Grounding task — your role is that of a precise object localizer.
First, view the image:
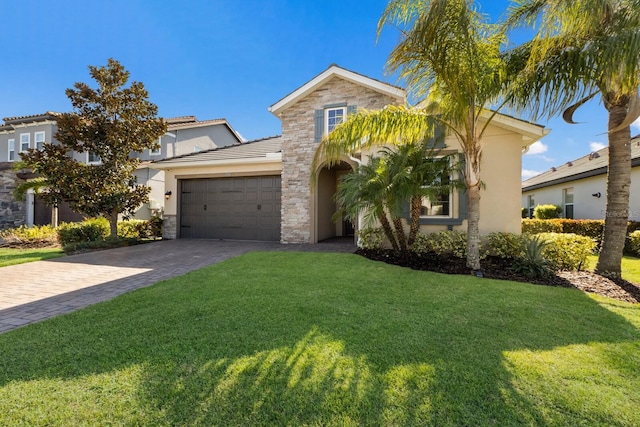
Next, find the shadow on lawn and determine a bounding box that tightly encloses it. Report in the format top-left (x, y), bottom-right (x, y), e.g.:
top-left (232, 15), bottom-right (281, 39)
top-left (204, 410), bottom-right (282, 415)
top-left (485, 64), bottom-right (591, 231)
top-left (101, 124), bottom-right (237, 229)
top-left (0, 252), bottom-right (639, 425)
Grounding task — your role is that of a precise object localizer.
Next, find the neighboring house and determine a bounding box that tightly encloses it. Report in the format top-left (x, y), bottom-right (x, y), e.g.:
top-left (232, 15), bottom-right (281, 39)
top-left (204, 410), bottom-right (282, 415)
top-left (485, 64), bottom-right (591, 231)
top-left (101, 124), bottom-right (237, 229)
top-left (153, 64), bottom-right (548, 243)
top-left (0, 113), bottom-right (243, 228)
top-left (522, 135), bottom-right (640, 221)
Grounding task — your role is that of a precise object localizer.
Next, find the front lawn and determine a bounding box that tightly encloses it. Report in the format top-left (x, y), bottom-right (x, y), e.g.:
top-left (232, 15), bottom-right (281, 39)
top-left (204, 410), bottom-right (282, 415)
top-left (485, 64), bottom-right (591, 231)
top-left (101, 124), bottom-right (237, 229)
top-left (0, 252), bottom-right (638, 426)
top-left (0, 247), bottom-right (65, 267)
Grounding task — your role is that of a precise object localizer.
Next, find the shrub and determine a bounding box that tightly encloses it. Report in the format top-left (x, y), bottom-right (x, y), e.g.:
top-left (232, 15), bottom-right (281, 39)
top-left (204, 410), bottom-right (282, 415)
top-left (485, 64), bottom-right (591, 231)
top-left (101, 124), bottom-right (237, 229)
top-left (522, 219), bottom-right (563, 234)
top-left (627, 230), bottom-right (640, 257)
top-left (511, 235), bottom-right (553, 278)
top-left (536, 232), bottom-right (597, 271)
top-left (118, 219), bottom-right (153, 239)
top-left (62, 236), bottom-right (139, 254)
top-left (0, 225), bottom-right (58, 248)
top-left (57, 218), bottom-right (110, 246)
top-left (424, 230), bottom-right (468, 258)
top-left (483, 232), bottom-right (526, 259)
top-left (534, 204), bottom-right (562, 219)
top-left (410, 232), bottom-right (430, 255)
top-left (357, 227), bottom-right (384, 250)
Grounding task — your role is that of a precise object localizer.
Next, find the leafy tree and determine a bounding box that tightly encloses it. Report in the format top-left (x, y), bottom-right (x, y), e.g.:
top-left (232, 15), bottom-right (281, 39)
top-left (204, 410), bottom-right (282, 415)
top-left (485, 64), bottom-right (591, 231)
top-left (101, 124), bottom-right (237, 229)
top-left (20, 59), bottom-right (166, 237)
top-left (504, 0), bottom-right (640, 277)
top-left (314, 0), bottom-right (508, 270)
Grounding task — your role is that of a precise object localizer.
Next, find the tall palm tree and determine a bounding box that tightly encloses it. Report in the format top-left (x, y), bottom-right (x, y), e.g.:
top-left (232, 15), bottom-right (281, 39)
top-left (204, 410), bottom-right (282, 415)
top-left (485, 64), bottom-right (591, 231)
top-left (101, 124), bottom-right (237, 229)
top-left (504, 0), bottom-right (640, 277)
top-left (314, 0), bottom-right (507, 270)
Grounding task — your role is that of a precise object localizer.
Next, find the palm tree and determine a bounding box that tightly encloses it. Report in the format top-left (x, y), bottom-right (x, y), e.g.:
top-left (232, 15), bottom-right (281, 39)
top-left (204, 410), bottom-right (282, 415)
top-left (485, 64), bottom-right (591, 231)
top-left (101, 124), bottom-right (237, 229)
top-left (314, 0), bottom-right (508, 270)
top-left (504, 0), bottom-right (640, 277)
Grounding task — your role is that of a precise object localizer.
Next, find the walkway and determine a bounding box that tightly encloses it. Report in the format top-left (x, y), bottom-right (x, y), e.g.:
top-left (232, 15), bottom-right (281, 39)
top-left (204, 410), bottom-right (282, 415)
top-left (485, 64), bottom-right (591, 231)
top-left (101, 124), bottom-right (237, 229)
top-left (0, 239), bottom-right (355, 334)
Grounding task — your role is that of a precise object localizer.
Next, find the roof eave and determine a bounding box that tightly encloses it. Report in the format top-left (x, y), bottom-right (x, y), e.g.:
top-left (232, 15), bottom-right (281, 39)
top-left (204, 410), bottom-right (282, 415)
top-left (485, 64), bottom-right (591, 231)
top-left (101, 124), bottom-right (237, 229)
top-left (149, 154), bottom-right (282, 170)
top-left (268, 65), bottom-right (405, 117)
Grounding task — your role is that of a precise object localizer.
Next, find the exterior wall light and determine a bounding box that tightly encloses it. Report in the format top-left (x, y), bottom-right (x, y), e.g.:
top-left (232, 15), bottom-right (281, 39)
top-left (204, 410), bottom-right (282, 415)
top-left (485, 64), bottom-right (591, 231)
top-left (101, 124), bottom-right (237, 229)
top-left (164, 191), bottom-right (172, 199)
top-left (592, 192), bottom-right (601, 198)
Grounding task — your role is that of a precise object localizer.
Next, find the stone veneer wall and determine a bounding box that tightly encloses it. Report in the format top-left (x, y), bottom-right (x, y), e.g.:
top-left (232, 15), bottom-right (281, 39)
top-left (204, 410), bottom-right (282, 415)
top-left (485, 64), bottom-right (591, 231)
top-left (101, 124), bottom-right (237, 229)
top-left (279, 77), bottom-right (401, 243)
top-left (162, 214), bottom-right (177, 239)
top-left (0, 163), bottom-right (26, 229)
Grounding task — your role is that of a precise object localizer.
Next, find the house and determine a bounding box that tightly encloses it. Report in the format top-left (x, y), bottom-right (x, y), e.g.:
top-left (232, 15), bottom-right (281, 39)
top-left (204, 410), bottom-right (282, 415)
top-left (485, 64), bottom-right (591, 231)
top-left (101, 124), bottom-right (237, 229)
top-left (153, 64), bottom-right (548, 243)
top-left (0, 113), bottom-right (243, 228)
top-left (522, 136), bottom-right (640, 220)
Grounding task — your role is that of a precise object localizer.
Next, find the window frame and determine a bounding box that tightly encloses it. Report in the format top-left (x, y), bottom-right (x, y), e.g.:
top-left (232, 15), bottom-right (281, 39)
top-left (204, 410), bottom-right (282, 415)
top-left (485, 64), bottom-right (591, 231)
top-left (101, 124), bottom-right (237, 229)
top-left (8, 138), bottom-right (15, 161)
top-left (527, 194), bottom-right (536, 218)
top-left (34, 131), bottom-right (45, 150)
top-left (87, 151), bottom-right (101, 164)
top-left (325, 106), bottom-right (346, 135)
top-left (419, 156), bottom-right (453, 219)
top-left (19, 133), bottom-right (30, 152)
top-left (563, 187), bottom-right (574, 219)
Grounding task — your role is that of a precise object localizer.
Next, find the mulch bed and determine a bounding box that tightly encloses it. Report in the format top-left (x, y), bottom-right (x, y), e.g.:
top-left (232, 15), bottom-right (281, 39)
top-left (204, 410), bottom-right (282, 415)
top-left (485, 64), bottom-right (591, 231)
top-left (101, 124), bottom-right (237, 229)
top-left (356, 249), bottom-right (640, 304)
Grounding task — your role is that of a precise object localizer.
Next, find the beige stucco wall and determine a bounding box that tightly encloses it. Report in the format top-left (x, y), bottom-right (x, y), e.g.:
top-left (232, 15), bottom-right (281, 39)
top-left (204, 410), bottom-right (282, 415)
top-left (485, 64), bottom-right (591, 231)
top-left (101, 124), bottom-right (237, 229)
top-left (279, 76), bottom-right (402, 243)
top-left (522, 166), bottom-right (640, 221)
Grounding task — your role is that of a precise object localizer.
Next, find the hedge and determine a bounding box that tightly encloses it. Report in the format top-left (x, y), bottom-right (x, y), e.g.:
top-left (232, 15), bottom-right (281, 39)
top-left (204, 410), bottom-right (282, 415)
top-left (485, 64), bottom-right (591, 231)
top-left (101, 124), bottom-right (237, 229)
top-left (522, 219), bottom-right (640, 242)
top-left (628, 231), bottom-right (640, 257)
top-left (536, 232), bottom-right (597, 271)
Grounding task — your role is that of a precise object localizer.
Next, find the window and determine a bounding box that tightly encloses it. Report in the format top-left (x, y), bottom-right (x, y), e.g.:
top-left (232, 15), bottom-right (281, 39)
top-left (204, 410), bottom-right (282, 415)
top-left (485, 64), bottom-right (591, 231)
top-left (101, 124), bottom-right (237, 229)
top-left (325, 107), bottom-right (345, 134)
top-left (34, 132), bottom-right (45, 150)
top-left (87, 151), bottom-right (101, 164)
top-left (150, 138), bottom-right (161, 156)
top-left (563, 187), bottom-right (574, 219)
top-left (20, 133), bottom-right (30, 152)
top-left (420, 158), bottom-right (452, 217)
top-left (527, 195), bottom-right (535, 218)
top-left (8, 139), bottom-right (15, 161)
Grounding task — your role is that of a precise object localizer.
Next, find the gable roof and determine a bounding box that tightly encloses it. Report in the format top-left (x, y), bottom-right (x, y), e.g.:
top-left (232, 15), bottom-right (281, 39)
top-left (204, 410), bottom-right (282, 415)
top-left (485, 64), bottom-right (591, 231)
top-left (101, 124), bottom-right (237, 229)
top-left (150, 135), bottom-right (282, 170)
top-left (522, 135), bottom-right (640, 192)
top-left (268, 64), bottom-right (406, 117)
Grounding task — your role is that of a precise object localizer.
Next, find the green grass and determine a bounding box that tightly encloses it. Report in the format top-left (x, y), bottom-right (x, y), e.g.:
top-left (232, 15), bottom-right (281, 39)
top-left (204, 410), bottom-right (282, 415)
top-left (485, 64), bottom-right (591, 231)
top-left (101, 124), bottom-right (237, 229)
top-left (1, 252), bottom-right (639, 426)
top-left (0, 247), bottom-right (64, 267)
top-left (586, 255), bottom-right (640, 284)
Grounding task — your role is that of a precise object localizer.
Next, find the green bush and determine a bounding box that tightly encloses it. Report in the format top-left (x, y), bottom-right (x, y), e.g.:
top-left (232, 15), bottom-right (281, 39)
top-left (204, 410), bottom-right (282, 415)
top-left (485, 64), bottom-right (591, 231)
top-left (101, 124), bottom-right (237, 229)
top-left (522, 219), bottom-right (563, 234)
top-left (423, 230), bottom-right (468, 258)
top-left (57, 218), bottom-right (110, 246)
top-left (117, 219), bottom-right (156, 239)
top-left (63, 236), bottom-right (139, 254)
top-left (357, 227), bottom-right (384, 250)
top-left (410, 232), bottom-right (430, 255)
top-left (557, 219), bottom-right (604, 241)
top-left (627, 231), bottom-right (640, 257)
top-left (534, 204), bottom-right (562, 219)
top-left (483, 232), bottom-right (526, 259)
top-left (0, 225), bottom-right (58, 248)
top-left (536, 232), bottom-right (597, 271)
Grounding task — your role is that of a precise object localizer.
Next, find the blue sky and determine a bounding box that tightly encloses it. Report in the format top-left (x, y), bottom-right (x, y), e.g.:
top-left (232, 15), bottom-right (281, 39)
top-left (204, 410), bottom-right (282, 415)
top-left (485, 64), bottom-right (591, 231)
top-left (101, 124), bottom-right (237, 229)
top-left (2, 0), bottom-right (637, 180)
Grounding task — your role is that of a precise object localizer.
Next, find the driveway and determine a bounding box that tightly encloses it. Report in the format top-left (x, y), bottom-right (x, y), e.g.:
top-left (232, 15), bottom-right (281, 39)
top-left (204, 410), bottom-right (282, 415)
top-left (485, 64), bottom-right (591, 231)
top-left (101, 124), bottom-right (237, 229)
top-left (0, 239), bottom-right (355, 334)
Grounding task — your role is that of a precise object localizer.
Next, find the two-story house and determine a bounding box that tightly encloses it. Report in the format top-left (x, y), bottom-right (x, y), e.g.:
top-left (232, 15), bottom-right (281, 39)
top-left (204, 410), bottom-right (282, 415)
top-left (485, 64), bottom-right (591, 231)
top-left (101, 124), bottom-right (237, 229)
top-left (0, 113), bottom-right (243, 228)
top-left (152, 64), bottom-right (548, 243)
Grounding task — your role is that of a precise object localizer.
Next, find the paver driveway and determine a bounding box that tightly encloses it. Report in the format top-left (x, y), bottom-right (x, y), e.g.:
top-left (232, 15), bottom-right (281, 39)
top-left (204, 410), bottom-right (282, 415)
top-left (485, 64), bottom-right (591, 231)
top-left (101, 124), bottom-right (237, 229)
top-left (0, 239), bottom-right (355, 333)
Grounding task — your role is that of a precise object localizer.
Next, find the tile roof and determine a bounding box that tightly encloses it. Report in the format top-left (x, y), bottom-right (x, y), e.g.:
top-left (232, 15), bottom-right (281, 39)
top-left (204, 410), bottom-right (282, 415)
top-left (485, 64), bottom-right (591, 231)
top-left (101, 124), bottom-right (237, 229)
top-left (166, 118), bottom-right (228, 130)
top-left (522, 135), bottom-right (640, 191)
top-left (2, 111), bottom-right (61, 124)
top-left (151, 135), bottom-right (282, 167)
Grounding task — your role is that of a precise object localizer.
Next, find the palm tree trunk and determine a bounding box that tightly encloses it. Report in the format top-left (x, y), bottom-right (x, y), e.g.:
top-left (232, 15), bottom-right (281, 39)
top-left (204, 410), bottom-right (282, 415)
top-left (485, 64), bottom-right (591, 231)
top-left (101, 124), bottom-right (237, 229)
top-left (378, 212), bottom-right (399, 251)
top-left (393, 217), bottom-right (408, 251)
top-left (466, 184), bottom-right (482, 271)
top-left (408, 196), bottom-right (422, 247)
top-left (595, 103), bottom-right (631, 278)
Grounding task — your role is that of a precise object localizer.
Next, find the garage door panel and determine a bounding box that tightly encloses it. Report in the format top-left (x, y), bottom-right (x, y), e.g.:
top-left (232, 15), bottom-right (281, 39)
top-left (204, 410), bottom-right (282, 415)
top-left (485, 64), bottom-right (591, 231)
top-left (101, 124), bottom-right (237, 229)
top-left (180, 176), bottom-right (281, 241)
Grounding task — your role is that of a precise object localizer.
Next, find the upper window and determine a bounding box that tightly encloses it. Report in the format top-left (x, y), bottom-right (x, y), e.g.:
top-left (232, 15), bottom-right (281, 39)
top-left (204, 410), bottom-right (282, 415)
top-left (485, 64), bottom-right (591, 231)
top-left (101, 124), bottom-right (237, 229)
top-left (150, 138), bottom-right (161, 156)
top-left (20, 133), bottom-right (30, 152)
top-left (563, 187), bottom-right (574, 219)
top-left (325, 107), bottom-right (345, 134)
top-left (8, 139), bottom-right (15, 161)
top-left (420, 158), bottom-right (452, 218)
top-left (87, 151), bottom-right (101, 164)
top-left (34, 132), bottom-right (45, 150)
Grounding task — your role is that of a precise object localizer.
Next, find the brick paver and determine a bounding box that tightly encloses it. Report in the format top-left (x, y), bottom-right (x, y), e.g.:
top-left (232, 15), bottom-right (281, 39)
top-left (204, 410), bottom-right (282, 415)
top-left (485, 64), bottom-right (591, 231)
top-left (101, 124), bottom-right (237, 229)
top-left (0, 239), bottom-right (355, 334)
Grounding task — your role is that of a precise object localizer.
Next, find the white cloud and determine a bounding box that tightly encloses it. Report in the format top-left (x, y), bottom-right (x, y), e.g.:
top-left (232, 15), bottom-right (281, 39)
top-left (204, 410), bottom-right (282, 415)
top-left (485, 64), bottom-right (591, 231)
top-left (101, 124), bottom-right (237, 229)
top-left (522, 169), bottom-right (543, 179)
top-left (633, 116), bottom-right (640, 132)
top-left (525, 141), bottom-right (548, 155)
top-left (589, 141), bottom-right (606, 152)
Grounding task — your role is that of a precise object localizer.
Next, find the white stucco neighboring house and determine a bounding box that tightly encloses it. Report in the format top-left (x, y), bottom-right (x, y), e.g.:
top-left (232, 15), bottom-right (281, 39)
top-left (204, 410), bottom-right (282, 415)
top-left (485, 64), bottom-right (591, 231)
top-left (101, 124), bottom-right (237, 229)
top-left (153, 64), bottom-right (549, 243)
top-left (522, 135), bottom-right (640, 220)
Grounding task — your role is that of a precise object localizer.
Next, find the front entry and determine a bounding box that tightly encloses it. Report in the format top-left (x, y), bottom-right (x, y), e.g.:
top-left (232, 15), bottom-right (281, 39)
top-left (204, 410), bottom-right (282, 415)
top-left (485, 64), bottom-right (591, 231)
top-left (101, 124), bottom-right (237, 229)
top-left (316, 162), bottom-right (354, 242)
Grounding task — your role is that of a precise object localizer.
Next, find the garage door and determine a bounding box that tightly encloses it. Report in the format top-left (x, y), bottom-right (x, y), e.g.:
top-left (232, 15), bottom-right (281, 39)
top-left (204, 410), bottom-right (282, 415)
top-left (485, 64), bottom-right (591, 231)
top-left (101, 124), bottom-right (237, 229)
top-left (179, 176), bottom-right (281, 241)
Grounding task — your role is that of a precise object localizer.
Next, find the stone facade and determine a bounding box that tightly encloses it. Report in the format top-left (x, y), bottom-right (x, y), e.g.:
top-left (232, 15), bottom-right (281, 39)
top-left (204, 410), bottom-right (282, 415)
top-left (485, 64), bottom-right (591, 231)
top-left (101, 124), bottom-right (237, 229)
top-left (162, 214), bottom-right (177, 239)
top-left (0, 163), bottom-right (26, 229)
top-left (279, 76), bottom-right (401, 243)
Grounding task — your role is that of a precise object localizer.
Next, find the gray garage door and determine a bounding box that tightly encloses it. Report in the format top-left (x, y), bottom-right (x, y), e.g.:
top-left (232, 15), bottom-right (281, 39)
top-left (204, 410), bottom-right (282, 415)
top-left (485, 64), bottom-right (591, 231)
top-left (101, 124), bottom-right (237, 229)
top-left (179, 176), bottom-right (281, 241)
